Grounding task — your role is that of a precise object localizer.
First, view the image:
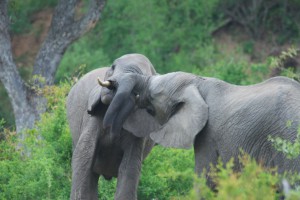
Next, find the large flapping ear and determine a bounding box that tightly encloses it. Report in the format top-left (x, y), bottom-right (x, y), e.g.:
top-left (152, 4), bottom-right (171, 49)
top-left (150, 85), bottom-right (208, 149)
top-left (87, 84), bottom-right (103, 115)
top-left (123, 108), bottom-right (161, 138)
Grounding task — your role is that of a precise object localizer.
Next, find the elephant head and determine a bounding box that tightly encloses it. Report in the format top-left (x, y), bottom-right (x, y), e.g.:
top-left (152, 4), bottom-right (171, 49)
top-left (103, 72), bottom-right (208, 148)
top-left (88, 53), bottom-right (158, 137)
top-left (98, 53), bottom-right (156, 105)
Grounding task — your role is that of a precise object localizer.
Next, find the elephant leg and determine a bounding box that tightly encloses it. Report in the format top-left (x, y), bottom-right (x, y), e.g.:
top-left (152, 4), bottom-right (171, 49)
top-left (71, 116), bottom-right (100, 200)
top-left (114, 135), bottom-right (145, 200)
top-left (194, 134), bottom-right (218, 189)
top-left (142, 138), bottom-right (155, 160)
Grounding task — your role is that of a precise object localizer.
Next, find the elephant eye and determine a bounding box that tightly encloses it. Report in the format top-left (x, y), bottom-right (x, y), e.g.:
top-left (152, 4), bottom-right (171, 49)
top-left (170, 102), bottom-right (184, 117)
top-left (146, 105), bottom-right (155, 116)
top-left (111, 64), bottom-right (116, 70)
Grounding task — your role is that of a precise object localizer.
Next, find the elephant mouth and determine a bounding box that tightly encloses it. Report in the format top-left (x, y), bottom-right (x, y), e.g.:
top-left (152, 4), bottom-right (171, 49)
top-left (101, 93), bottom-right (114, 105)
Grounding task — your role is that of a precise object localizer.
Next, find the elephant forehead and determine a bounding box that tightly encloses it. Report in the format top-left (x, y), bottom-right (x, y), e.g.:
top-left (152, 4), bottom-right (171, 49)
top-left (149, 73), bottom-right (188, 97)
top-left (149, 79), bottom-right (170, 100)
top-left (114, 54), bottom-right (153, 74)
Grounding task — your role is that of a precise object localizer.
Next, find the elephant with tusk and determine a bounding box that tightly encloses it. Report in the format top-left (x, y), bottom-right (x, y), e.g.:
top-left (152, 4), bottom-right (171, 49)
top-left (66, 54), bottom-right (160, 200)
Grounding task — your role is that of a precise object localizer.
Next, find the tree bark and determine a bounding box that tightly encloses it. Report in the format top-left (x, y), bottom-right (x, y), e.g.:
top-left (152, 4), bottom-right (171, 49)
top-left (33, 0), bottom-right (105, 86)
top-left (0, 0), bottom-right (106, 136)
top-left (0, 0), bottom-right (36, 136)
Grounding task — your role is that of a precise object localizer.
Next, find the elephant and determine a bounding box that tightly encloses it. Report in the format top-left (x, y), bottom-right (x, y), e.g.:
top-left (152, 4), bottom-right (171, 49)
top-left (66, 54), bottom-right (159, 200)
top-left (100, 71), bottom-right (300, 187)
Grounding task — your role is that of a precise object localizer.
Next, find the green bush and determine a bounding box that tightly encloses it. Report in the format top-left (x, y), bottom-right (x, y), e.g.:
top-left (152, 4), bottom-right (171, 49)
top-left (184, 154), bottom-right (280, 200)
top-left (138, 147), bottom-right (194, 200)
top-left (269, 129), bottom-right (300, 160)
top-left (0, 81), bottom-right (195, 200)
top-left (96, 147), bottom-right (195, 200)
top-left (99, 0), bottom-right (221, 74)
top-left (193, 49), bottom-right (270, 85)
top-left (1, 74), bottom-right (300, 200)
top-left (2, 1), bottom-right (300, 198)
top-left (0, 82), bottom-right (72, 200)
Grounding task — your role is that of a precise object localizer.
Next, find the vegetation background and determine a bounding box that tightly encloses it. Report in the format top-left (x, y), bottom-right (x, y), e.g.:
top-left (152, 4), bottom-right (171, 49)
top-left (1, 0), bottom-right (300, 199)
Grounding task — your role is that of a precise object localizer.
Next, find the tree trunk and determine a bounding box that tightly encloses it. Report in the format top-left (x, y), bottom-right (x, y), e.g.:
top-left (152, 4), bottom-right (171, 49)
top-left (0, 0), bottom-right (37, 137)
top-left (33, 0), bottom-right (105, 86)
top-left (0, 0), bottom-right (106, 137)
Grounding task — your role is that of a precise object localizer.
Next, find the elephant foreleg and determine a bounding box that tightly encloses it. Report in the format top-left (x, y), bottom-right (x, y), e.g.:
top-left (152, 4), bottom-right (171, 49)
top-left (114, 135), bottom-right (145, 200)
top-left (71, 116), bottom-right (100, 200)
top-left (194, 133), bottom-right (219, 189)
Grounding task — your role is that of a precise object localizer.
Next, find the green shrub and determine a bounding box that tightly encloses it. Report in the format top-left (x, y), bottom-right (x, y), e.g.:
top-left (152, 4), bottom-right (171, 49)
top-left (269, 129), bottom-right (300, 160)
top-left (95, 146), bottom-right (195, 200)
top-left (99, 0), bottom-right (221, 74)
top-left (138, 147), bottom-right (194, 200)
top-left (184, 154), bottom-right (280, 200)
top-left (193, 50), bottom-right (270, 85)
top-left (0, 81), bottom-right (196, 200)
top-left (0, 82), bottom-right (72, 200)
top-left (98, 177), bottom-right (117, 200)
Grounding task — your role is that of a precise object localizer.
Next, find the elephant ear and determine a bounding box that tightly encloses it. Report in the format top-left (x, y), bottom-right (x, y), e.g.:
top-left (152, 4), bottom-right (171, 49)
top-left (123, 109), bottom-right (161, 138)
top-left (150, 85), bottom-right (208, 149)
top-left (87, 85), bottom-right (103, 114)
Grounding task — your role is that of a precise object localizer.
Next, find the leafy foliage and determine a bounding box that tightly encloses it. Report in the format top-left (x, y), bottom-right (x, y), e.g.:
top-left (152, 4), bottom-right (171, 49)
top-left (56, 36), bottom-right (111, 82)
top-left (184, 154), bottom-right (280, 200)
top-left (9, 0), bottom-right (57, 34)
top-left (0, 82), bottom-right (72, 200)
top-left (2, 0), bottom-right (300, 199)
top-left (101, 0), bottom-right (220, 73)
top-left (138, 147), bottom-right (194, 200)
top-left (192, 49), bottom-right (270, 85)
top-left (0, 82), bottom-right (195, 200)
top-left (269, 130), bottom-right (300, 160)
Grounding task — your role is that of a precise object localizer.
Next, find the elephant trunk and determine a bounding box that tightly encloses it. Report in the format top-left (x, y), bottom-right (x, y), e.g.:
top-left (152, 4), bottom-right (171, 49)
top-left (103, 74), bottom-right (140, 136)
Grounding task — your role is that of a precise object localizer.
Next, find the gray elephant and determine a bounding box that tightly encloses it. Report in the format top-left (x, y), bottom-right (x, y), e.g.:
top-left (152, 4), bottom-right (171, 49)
top-left (100, 71), bottom-right (300, 187)
top-left (66, 54), bottom-right (159, 200)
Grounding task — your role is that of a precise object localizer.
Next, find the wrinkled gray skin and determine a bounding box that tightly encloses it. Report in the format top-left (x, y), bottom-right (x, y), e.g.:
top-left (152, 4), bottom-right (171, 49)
top-left (66, 54), bottom-right (159, 200)
top-left (104, 71), bottom-right (300, 187)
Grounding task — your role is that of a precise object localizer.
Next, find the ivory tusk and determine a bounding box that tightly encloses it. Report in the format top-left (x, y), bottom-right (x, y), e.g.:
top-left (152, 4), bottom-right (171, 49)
top-left (97, 77), bottom-right (111, 87)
